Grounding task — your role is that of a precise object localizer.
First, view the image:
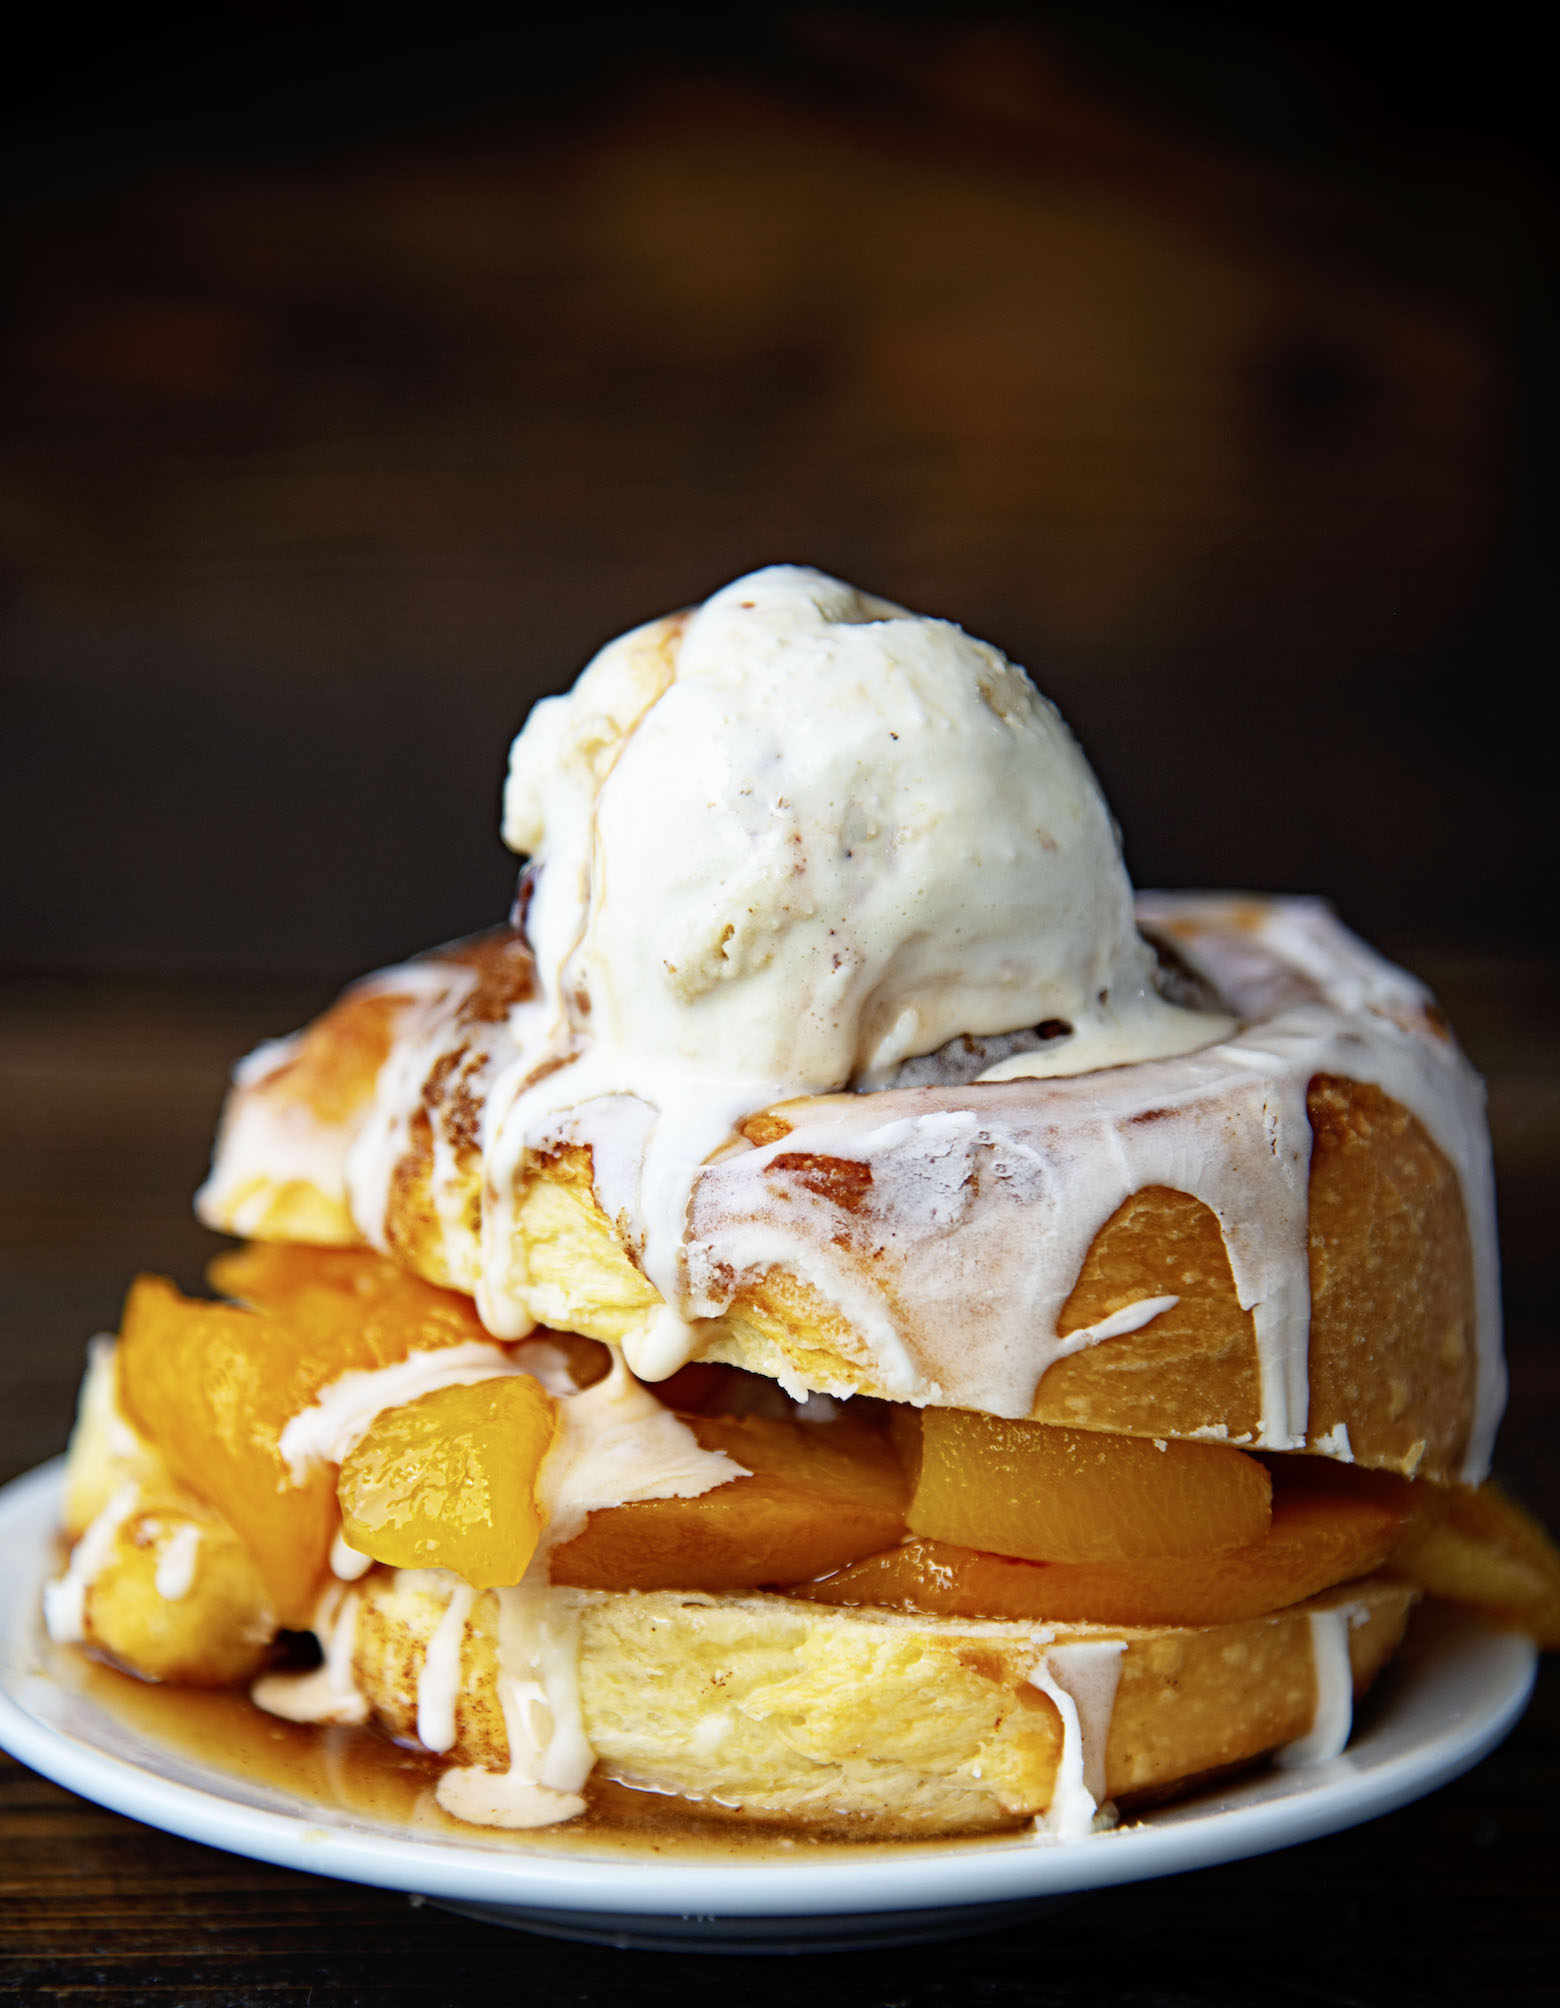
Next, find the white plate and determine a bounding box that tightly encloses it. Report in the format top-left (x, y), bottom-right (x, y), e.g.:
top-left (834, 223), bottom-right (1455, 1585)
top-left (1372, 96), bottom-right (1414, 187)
top-left (0, 1460), bottom-right (1538, 1953)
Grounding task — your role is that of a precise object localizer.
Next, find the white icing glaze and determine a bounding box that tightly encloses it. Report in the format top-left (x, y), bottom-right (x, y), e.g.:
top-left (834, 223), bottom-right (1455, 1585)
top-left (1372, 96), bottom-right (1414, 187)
top-left (343, 965), bottom-right (484, 1269)
top-left (1277, 1602), bottom-right (1364, 1767)
top-left (251, 1582), bottom-right (369, 1726)
top-left (1049, 1294), bottom-right (1179, 1356)
top-left (42, 1482), bottom-right (139, 1645)
top-left (195, 964), bottom-right (458, 1236)
top-left (510, 1336), bottom-right (594, 1397)
top-left (1028, 1639), bottom-right (1126, 1841)
top-left (329, 1528), bottom-right (374, 1582)
top-left (416, 1580), bottom-right (476, 1755)
top-left (194, 1040), bottom-right (353, 1237)
top-left (537, 1356), bottom-right (746, 1546)
top-left (153, 1521), bottom-right (202, 1602)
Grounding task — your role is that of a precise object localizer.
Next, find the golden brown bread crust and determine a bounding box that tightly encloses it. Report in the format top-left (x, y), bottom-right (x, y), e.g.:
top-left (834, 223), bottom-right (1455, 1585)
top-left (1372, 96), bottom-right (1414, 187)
top-left (1304, 1076), bottom-right (1476, 1478)
top-left (349, 1570), bottom-right (1414, 1830)
top-left (1029, 1075), bottom-right (1475, 1476)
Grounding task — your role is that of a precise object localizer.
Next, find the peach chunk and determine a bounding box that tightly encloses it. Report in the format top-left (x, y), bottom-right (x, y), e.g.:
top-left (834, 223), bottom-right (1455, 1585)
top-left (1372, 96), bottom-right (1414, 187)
top-left (337, 1376), bottom-right (558, 1588)
top-left (801, 1487), bottom-right (1403, 1627)
top-left (551, 1415), bottom-right (909, 1591)
top-left (908, 1409), bottom-right (1271, 1564)
top-left (117, 1267), bottom-right (494, 1624)
top-left (1392, 1483), bottom-right (1560, 1647)
top-left (1276, 1458), bottom-right (1560, 1648)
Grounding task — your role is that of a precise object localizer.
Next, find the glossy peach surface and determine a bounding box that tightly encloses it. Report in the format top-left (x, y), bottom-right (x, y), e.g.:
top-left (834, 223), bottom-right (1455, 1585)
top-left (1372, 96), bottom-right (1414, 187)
top-left (801, 1487), bottom-right (1402, 1626)
top-left (907, 1409), bottom-right (1271, 1564)
top-left (1393, 1484), bottom-right (1560, 1648)
top-left (337, 1376), bottom-right (558, 1588)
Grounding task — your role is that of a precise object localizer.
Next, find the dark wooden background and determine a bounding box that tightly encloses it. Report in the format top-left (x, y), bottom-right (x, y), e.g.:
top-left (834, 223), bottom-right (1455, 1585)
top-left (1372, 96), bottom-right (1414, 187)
top-left (1, 7), bottom-right (1555, 2002)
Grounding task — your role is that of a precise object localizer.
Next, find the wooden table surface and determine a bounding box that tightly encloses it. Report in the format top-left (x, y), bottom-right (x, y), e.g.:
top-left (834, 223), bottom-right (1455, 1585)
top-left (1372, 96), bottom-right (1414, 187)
top-left (2, 966), bottom-right (1555, 2006)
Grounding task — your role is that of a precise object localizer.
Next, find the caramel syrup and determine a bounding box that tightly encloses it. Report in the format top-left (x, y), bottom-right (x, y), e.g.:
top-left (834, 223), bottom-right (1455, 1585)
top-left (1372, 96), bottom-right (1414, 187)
top-left (54, 1644), bottom-right (1006, 1861)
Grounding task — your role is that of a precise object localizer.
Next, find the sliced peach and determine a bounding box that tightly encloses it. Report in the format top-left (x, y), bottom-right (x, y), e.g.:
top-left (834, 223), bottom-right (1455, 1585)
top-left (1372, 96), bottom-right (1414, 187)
top-left (908, 1409), bottom-right (1271, 1564)
top-left (118, 1277), bottom-right (336, 1624)
top-left (550, 1414), bottom-right (909, 1591)
top-left (337, 1376), bottom-right (558, 1588)
top-left (1390, 1483), bottom-right (1560, 1647)
top-left (801, 1487), bottom-right (1403, 1627)
top-left (1263, 1456), bottom-right (1560, 1646)
top-left (117, 1269), bottom-right (496, 1624)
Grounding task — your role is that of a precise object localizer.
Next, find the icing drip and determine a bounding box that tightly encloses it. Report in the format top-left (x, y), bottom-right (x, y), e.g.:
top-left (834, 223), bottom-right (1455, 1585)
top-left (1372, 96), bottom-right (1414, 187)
top-left (1277, 1604), bottom-right (1362, 1768)
top-left (196, 963), bottom-right (461, 1237)
top-left (1050, 1294), bottom-right (1179, 1358)
top-left (1028, 1640), bottom-right (1126, 1841)
top-left (153, 1521), bottom-right (202, 1602)
top-left (344, 967), bottom-right (485, 1277)
top-left (434, 1577), bottom-right (591, 1829)
top-left (416, 1580), bottom-right (476, 1755)
top-left (329, 1528), bottom-right (374, 1582)
top-left (419, 1358), bottom-right (738, 1825)
top-left (1143, 896), bottom-right (1502, 1475)
top-left (252, 1583), bottom-right (369, 1726)
top-left (472, 1036), bottom-right (792, 1369)
top-left (42, 1482), bottom-right (139, 1645)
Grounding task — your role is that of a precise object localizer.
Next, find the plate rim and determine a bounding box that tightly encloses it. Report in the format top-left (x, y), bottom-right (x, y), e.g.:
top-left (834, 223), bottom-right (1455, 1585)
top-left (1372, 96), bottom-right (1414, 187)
top-left (0, 1458), bottom-right (1538, 1920)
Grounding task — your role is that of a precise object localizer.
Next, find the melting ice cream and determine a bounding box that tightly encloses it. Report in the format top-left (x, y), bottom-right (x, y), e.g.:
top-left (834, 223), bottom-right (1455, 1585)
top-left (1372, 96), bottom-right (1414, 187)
top-left (504, 564), bottom-right (1230, 1089)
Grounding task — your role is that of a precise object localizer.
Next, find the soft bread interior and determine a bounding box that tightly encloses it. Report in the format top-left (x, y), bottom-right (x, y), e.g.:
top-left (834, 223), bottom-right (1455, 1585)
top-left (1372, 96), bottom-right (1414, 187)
top-left (352, 1569), bottom-right (1414, 1831)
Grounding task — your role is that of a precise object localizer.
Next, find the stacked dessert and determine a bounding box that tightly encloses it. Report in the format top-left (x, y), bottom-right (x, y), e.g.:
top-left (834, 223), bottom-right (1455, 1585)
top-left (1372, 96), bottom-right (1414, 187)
top-left (48, 568), bottom-right (1559, 1838)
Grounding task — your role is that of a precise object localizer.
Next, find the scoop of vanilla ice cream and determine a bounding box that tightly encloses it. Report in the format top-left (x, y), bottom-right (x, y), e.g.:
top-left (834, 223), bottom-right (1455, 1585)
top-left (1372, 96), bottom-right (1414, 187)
top-left (503, 565), bottom-right (1229, 1091)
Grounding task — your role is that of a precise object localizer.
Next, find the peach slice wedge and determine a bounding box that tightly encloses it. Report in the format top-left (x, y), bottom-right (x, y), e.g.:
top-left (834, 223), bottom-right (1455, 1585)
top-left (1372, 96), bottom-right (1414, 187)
top-left (1265, 1457), bottom-right (1560, 1648)
top-left (800, 1486), bottom-right (1404, 1627)
top-left (907, 1409), bottom-right (1271, 1564)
